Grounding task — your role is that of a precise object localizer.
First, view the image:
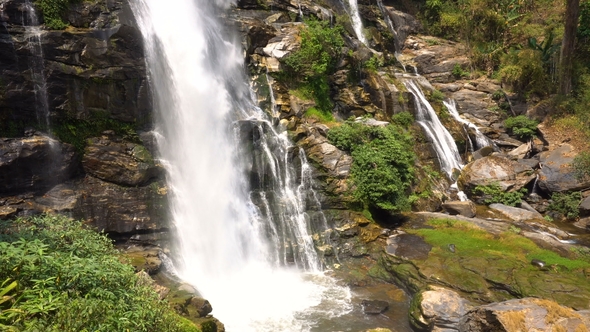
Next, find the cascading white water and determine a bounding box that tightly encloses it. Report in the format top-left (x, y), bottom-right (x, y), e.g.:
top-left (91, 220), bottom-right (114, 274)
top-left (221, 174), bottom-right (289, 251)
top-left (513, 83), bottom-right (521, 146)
top-left (130, 0), bottom-right (351, 330)
top-left (23, 0), bottom-right (50, 129)
top-left (444, 99), bottom-right (495, 151)
top-left (344, 0), bottom-right (368, 45)
top-left (403, 79), bottom-right (463, 178)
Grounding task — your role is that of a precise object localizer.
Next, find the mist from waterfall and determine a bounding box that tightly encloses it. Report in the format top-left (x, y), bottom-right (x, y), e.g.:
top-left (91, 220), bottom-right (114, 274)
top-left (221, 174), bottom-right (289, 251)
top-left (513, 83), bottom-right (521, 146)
top-left (130, 0), bottom-right (351, 330)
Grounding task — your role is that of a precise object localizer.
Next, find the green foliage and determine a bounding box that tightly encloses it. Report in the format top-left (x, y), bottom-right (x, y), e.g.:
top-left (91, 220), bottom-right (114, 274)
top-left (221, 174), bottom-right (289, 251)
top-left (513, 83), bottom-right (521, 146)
top-left (474, 182), bottom-right (527, 206)
top-left (0, 215), bottom-right (198, 332)
top-left (364, 55), bottom-right (384, 72)
top-left (283, 19), bottom-right (344, 113)
top-left (573, 152), bottom-right (590, 181)
top-left (499, 49), bottom-right (552, 96)
top-left (503, 115), bottom-right (538, 139)
top-left (327, 121), bottom-right (416, 211)
top-left (304, 107), bottom-right (334, 123)
top-left (451, 64), bottom-right (469, 79)
top-left (36, 0), bottom-right (81, 30)
top-left (53, 111), bottom-right (139, 152)
top-left (548, 192), bottom-right (583, 220)
top-left (391, 111), bottom-right (414, 129)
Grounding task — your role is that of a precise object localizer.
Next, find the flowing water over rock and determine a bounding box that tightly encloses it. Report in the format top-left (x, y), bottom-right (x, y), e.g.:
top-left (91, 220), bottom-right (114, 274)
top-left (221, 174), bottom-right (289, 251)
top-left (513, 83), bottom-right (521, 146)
top-left (343, 0), bottom-right (367, 45)
top-left (444, 99), bottom-right (495, 151)
top-left (130, 0), bottom-right (352, 330)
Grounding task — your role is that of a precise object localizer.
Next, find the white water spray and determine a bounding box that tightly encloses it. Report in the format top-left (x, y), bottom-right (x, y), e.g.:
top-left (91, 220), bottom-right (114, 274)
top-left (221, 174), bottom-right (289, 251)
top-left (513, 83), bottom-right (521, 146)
top-left (344, 0), bottom-right (368, 45)
top-left (130, 0), bottom-right (351, 330)
top-left (444, 99), bottom-right (494, 151)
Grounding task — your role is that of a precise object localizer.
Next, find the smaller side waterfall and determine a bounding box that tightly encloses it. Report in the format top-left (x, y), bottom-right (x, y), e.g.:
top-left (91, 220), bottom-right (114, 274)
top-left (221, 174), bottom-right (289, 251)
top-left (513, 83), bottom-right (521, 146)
top-left (444, 99), bottom-right (495, 151)
top-left (344, 0), bottom-right (367, 45)
top-left (403, 79), bottom-right (463, 178)
top-left (23, 0), bottom-right (50, 130)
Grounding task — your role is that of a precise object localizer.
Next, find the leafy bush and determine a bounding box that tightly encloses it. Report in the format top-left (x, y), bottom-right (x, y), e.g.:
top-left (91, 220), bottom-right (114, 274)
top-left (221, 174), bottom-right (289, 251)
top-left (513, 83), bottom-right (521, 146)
top-left (503, 115), bottom-right (538, 139)
top-left (283, 19), bottom-right (344, 112)
top-left (452, 64), bottom-right (469, 79)
top-left (304, 107), bottom-right (334, 123)
top-left (364, 55), bottom-right (384, 72)
top-left (0, 215), bottom-right (197, 332)
top-left (498, 49), bottom-right (551, 96)
top-left (573, 151), bottom-right (590, 181)
top-left (328, 121), bottom-right (416, 211)
top-left (36, 0), bottom-right (81, 30)
top-left (391, 111), bottom-right (414, 129)
top-left (474, 182), bottom-right (527, 206)
top-left (548, 192), bottom-right (583, 220)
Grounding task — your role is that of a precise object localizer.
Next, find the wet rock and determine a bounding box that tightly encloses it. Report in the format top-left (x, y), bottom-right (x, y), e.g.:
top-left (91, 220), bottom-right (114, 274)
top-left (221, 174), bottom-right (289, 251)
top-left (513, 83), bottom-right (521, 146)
top-left (122, 246), bottom-right (163, 275)
top-left (82, 137), bottom-right (159, 186)
top-left (34, 184), bottom-right (80, 212)
top-left (489, 203), bottom-right (543, 222)
top-left (538, 144), bottom-right (590, 193)
top-left (410, 287), bottom-right (472, 332)
top-left (0, 136), bottom-right (77, 195)
top-left (73, 176), bottom-right (168, 235)
top-left (573, 217), bottom-right (590, 230)
top-left (442, 200), bottom-right (476, 218)
top-left (361, 299), bottom-right (389, 315)
top-left (459, 298), bottom-right (589, 332)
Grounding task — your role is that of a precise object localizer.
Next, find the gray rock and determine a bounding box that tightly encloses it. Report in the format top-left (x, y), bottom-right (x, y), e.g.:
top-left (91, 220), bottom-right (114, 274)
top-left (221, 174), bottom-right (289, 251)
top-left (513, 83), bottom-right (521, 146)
top-left (489, 203), bottom-right (543, 222)
top-left (361, 299), bottom-right (389, 315)
top-left (579, 196), bottom-right (590, 217)
top-left (386, 233), bottom-right (432, 260)
top-left (458, 155), bottom-right (535, 194)
top-left (538, 144), bottom-right (590, 193)
top-left (442, 200), bottom-right (477, 218)
top-left (459, 298), bottom-right (589, 332)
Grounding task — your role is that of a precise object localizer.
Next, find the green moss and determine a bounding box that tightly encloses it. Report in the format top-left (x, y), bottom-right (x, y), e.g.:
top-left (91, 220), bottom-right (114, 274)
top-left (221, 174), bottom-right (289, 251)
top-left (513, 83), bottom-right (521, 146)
top-left (304, 107), bottom-right (335, 123)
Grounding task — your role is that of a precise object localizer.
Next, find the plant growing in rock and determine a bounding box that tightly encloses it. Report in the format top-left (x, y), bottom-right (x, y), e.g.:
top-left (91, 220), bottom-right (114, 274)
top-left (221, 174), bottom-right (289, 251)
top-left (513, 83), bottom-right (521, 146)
top-left (36, 0), bottom-right (82, 30)
top-left (548, 191), bottom-right (583, 220)
top-left (573, 151), bottom-right (590, 181)
top-left (391, 111), bottom-right (414, 129)
top-left (473, 182), bottom-right (527, 206)
top-left (503, 115), bottom-right (538, 139)
top-left (283, 19), bottom-right (344, 114)
top-left (327, 121), bottom-right (416, 212)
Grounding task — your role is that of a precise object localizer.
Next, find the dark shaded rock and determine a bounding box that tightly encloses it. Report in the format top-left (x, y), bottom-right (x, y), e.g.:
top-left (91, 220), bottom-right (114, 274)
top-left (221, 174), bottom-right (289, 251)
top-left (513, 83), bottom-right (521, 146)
top-left (386, 233), bottom-right (432, 260)
top-left (73, 176), bottom-right (168, 235)
top-left (34, 183), bottom-right (80, 212)
top-left (0, 136), bottom-right (77, 194)
top-left (538, 144), bottom-right (590, 193)
top-left (579, 195), bottom-right (590, 217)
top-left (82, 137), bottom-right (159, 186)
top-left (471, 146), bottom-right (494, 160)
top-left (361, 299), bottom-right (389, 315)
top-left (442, 200), bottom-right (476, 218)
top-left (459, 298), bottom-right (589, 332)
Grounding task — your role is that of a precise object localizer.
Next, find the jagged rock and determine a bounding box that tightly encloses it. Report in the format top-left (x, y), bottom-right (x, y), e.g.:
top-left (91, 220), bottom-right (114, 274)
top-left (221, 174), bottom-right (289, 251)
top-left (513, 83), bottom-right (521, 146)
top-left (73, 176), bottom-right (168, 235)
top-left (459, 298), bottom-right (589, 332)
top-left (506, 142), bottom-right (531, 160)
top-left (262, 22), bottom-right (301, 60)
top-left (82, 137), bottom-right (159, 186)
top-left (452, 89), bottom-right (497, 120)
top-left (361, 299), bottom-right (389, 315)
top-left (34, 184), bottom-right (80, 212)
top-left (458, 155), bottom-right (535, 195)
top-left (410, 287), bottom-right (472, 332)
top-left (442, 201), bottom-right (476, 218)
top-left (538, 144), bottom-right (590, 193)
top-left (0, 136), bottom-right (77, 194)
top-left (0, 206), bottom-right (18, 219)
top-left (489, 203), bottom-right (543, 222)
top-left (383, 7), bottom-right (422, 49)
top-left (136, 270), bottom-right (170, 300)
top-left (471, 146), bottom-right (494, 160)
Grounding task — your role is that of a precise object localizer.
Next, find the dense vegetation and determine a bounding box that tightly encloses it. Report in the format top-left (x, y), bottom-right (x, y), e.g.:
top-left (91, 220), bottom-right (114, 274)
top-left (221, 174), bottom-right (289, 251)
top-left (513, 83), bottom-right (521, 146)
top-left (36, 0), bottom-right (81, 30)
top-left (0, 215), bottom-right (197, 332)
top-left (473, 182), bottom-right (527, 206)
top-left (328, 121), bottom-right (416, 212)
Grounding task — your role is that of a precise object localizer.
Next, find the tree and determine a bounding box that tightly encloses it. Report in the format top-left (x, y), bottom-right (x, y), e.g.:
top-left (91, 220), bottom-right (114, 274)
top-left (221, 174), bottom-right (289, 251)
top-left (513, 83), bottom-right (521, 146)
top-left (560, 0), bottom-right (581, 95)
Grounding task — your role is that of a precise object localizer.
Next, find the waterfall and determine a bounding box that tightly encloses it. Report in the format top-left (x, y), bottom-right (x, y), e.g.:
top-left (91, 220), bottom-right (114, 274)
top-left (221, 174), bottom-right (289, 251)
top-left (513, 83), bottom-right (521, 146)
top-left (344, 0), bottom-right (367, 45)
top-left (23, 0), bottom-right (50, 130)
top-left (403, 79), bottom-right (463, 178)
top-left (444, 99), bottom-right (495, 151)
top-left (130, 0), bottom-right (351, 330)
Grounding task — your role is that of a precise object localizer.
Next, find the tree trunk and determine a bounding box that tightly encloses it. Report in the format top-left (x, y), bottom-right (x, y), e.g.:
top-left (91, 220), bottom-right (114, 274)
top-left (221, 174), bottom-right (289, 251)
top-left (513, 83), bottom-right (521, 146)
top-left (560, 0), bottom-right (580, 95)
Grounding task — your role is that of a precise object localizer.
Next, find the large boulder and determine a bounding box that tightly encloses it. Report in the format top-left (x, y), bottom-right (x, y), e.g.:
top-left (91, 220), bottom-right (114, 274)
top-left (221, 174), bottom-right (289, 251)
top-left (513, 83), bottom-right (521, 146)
top-left (442, 201), bottom-right (476, 218)
top-left (459, 298), bottom-right (589, 332)
top-left (580, 195), bottom-right (590, 218)
top-left (538, 144), bottom-right (590, 193)
top-left (489, 203), bottom-right (543, 222)
top-left (410, 287), bottom-right (472, 332)
top-left (0, 136), bottom-right (77, 194)
top-left (82, 136), bottom-right (159, 186)
top-left (458, 155), bottom-right (535, 195)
